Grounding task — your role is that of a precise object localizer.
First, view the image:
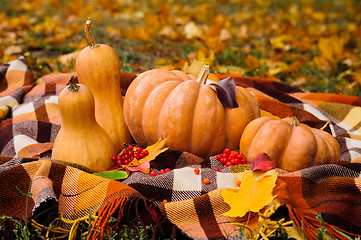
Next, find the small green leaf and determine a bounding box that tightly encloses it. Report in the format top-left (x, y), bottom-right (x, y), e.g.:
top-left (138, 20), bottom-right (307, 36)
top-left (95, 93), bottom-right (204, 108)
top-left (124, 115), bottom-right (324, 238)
top-left (93, 170), bottom-right (129, 180)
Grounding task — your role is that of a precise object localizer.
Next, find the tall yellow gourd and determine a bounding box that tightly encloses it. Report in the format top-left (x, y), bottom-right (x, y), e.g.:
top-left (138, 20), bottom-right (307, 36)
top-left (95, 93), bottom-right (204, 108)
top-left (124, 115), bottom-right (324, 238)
top-left (75, 18), bottom-right (131, 153)
top-left (52, 77), bottom-right (117, 169)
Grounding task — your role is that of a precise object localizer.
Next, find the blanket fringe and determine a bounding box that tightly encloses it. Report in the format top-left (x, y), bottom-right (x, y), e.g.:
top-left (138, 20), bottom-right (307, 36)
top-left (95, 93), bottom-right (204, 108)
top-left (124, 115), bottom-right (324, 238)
top-left (86, 195), bottom-right (174, 240)
top-left (30, 195), bottom-right (180, 239)
top-left (87, 197), bottom-right (126, 239)
top-left (286, 204), bottom-right (359, 239)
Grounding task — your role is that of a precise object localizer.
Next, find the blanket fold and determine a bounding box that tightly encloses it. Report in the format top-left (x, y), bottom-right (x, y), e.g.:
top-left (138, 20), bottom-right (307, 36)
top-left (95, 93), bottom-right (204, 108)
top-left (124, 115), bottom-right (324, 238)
top-left (0, 157), bottom-right (178, 239)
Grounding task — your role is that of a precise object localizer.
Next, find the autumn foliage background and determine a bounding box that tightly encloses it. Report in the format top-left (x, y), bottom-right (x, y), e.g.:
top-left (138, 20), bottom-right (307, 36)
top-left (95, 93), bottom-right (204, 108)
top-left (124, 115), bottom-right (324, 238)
top-left (1, 0), bottom-right (361, 96)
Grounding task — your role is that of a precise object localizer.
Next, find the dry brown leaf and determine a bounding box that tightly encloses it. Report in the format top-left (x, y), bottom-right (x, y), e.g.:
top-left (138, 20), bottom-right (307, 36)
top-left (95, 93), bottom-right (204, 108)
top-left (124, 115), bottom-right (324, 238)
top-left (18, 143), bottom-right (54, 158)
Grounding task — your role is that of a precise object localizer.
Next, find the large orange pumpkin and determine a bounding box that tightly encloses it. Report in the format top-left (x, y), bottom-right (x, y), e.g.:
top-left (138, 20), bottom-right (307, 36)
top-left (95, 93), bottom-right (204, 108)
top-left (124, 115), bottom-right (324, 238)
top-left (240, 116), bottom-right (341, 171)
top-left (123, 65), bottom-right (260, 157)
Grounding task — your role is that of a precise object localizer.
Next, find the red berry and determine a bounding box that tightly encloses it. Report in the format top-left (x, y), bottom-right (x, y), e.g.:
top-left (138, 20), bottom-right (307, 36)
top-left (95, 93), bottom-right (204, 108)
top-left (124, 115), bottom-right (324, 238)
top-left (123, 159), bottom-right (130, 165)
top-left (223, 165), bottom-right (227, 168)
top-left (111, 156), bottom-right (117, 161)
top-left (159, 169), bottom-right (165, 174)
top-left (226, 161), bottom-right (232, 167)
top-left (221, 158), bottom-right (228, 164)
top-left (214, 168), bottom-right (220, 172)
top-left (162, 199), bottom-right (168, 204)
top-left (194, 168), bottom-right (200, 175)
top-left (134, 153), bottom-right (140, 159)
top-left (128, 151), bottom-right (134, 156)
top-left (150, 171), bottom-right (157, 177)
top-left (139, 152), bottom-right (145, 159)
top-left (142, 149), bottom-right (149, 156)
top-left (216, 154), bottom-right (222, 161)
top-left (117, 155), bottom-right (122, 160)
top-left (127, 145), bottom-right (134, 151)
top-left (123, 154), bottom-right (130, 160)
top-left (223, 148), bottom-right (231, 155)
top-left (241, 158), bottom-right (247, 164)
top-left (221, 153), bottom-right (228, 159)
top-left (230, 153), bottom-right (237, 159)
top-left (117, 159), bottom-right (124, 165)
top-left (203, 178), bottom-right (210, 184)
top-left (237, 181), bottom-right (242, 187)
top-left (234, 158), bottom-right (241, 165)
top-left (165, 168), bottom-right (171, 172)
top-left (123, 149), bottom-right (129, 155)
top-left (230, 159), bottom-right (235, 165)
top-left (236, 154), bottom-right (243, 159)
top-left (136, 147), bottom-right (143, 153)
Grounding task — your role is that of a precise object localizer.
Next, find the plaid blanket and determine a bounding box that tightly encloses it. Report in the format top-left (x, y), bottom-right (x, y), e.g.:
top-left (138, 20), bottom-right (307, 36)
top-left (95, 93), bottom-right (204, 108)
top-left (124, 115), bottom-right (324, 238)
top-left (1, 57), bottom-right (361, 239)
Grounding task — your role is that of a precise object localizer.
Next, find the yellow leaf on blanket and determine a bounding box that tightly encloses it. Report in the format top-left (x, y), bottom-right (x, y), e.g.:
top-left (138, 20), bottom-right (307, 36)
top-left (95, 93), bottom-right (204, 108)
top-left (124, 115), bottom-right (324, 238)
top-left (18, 142), bottom-right (54, 158)
top-left (221, 170), bottom-right (278, 218)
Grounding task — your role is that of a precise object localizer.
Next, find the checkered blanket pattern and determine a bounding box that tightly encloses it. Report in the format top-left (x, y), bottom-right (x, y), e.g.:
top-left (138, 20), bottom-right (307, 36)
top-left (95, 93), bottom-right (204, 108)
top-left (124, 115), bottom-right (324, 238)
top-left (1, 57), bottom-right (361, 239)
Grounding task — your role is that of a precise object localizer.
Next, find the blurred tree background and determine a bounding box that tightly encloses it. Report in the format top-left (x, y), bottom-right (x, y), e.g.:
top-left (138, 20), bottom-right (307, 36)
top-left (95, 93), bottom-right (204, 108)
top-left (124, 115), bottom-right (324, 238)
top-left (1, 0), bottom-right (361, 95)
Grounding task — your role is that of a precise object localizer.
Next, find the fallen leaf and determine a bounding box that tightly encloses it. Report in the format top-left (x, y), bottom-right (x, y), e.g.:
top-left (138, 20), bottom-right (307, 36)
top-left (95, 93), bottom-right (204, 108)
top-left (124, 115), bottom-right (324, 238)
top-left (138, 138), bottom-right (169, 164)
top-left (318, 37), bottom-right (345, 63)
top-left (184, 21), bottom-right (203, 39)
top-left (18, 142), bottom-right (54, 158)
top-left (222, 170), bottom-right (278, 218)
top-left (57, 50), bottom-right (80, 66)
top-left (249, 153), bottom-right (276, 171)
top-left (182, 59), bottom-right (206, 75)
top-left (125, 160), bottom-right (150, 174)
top-left (245, 54), bottom-right (260, 70)
top-left (354, 69), bottom-right (361, 85)
top-left (93, 170), bottom-right (128, 180)
top-left (210, 77), bottom-right (239, 108)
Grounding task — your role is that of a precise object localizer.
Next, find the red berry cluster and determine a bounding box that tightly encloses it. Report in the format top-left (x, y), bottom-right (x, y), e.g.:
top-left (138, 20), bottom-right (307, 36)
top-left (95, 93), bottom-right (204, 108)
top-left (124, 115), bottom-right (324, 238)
top-left (150, 168), bottom-right (171, 177)
top-left (216, 148), bottom-right (247, 168)
top-left (111, 145), bottom-right (149, 167)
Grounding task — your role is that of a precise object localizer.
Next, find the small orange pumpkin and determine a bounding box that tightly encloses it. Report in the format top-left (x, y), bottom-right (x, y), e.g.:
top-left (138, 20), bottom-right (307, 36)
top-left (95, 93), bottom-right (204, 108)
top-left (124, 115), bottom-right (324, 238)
top-left (240, 116), bottom-right (341, 171)
top-left (123, 65), bottom-right (260, 157)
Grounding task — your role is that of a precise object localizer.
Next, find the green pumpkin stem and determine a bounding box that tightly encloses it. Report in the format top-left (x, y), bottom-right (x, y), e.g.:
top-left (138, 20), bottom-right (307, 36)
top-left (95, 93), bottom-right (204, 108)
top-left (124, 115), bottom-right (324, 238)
top-left (196, 65), bottom-right (210, 85)
top-left (68, 76), bottom-right (80, 92)
top-left (85, 18), bottom-right (100, 49)
top-left (291, 116), bottom-right (300, 127)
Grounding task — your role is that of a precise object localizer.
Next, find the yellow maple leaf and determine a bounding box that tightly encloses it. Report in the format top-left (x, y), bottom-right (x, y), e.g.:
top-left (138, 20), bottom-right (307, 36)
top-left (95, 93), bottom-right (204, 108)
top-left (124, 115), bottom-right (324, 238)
top-left (221, 170), bottom-right (278, 218)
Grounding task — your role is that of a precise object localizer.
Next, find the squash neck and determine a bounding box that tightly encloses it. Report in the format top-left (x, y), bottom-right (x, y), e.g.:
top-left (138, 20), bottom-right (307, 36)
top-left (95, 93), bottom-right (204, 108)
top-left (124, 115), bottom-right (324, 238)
top-left (195, 65), bottom-right (209, 85)
top-left (85, 18), bottom-right (100, 49)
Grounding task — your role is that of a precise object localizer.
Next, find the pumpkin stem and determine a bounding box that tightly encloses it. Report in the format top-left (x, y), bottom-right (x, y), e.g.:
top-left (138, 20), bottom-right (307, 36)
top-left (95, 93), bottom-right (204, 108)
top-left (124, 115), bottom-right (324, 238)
top-left (68, 76), bottom-right (80, 92)
top-left (85, 18), bottom-right (100, 49)
top-left (195, 65), bottom-right (209, 85)
top-left (291, 116), bottom-right (300, 127)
